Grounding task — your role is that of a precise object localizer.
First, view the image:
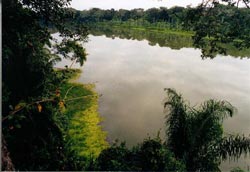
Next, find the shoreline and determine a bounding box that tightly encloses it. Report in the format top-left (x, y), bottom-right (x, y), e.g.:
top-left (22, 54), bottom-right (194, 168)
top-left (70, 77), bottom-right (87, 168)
top-left (58, 68), bottom-right (108, 162)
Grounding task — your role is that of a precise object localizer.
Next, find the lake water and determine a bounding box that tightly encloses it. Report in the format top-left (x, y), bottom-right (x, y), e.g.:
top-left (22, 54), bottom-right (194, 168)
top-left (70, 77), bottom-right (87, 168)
top-left (55, 29), bottom-right (250, 170)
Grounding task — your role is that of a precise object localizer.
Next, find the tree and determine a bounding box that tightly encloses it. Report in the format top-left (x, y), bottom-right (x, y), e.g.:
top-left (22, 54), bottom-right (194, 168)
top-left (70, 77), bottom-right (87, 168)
top-left (2, 0), bottom-right (87, 170)
top-left (117, 9), bottom-right (131, 21)
top-left (94, 138), bottom-right (186, 171)
top-left (186, 0), bottom-right (250, 58)
top-left (145, 8), bottom-right (160, 23)
top-left (164, 88), bottom-right (250, 171)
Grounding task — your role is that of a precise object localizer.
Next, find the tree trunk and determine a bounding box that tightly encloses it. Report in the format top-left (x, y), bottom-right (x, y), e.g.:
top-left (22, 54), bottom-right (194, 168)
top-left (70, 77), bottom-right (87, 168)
top-left (2, 135), bottom-right (15, 171)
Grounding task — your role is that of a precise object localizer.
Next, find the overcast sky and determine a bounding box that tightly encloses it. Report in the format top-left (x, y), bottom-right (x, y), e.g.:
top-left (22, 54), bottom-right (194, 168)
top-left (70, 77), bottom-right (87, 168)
top-left (70, 0), bottom-right (203, 10)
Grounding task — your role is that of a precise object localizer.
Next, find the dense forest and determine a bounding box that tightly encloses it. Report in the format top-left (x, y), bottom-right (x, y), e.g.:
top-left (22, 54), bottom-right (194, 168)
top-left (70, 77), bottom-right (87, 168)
top-left (2, 0), bottom-right (250, 171)
top-left (69, 3), bottom-right (250, 57)
top-left (70, 4), bottom-right (249, 30)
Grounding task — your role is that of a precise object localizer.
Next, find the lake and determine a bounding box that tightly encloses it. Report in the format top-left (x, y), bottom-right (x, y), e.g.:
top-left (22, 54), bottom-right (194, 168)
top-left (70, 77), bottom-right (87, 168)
top-left (55, 28), bottom-right (250, 170)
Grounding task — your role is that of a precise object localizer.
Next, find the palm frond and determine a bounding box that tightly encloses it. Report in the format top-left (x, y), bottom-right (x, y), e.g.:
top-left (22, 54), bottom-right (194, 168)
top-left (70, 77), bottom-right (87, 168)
top-left (164, 88), bottom-right (190, 159)
top-left (218, 135), bottom-right (250, 160)
top-left (163, 88), bottom-right (246, 172)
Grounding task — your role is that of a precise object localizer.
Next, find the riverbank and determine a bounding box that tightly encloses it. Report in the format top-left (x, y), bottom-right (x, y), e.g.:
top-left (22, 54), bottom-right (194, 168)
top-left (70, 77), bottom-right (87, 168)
top-left (89, 23), bottom-right (250, 58)
top-left (58, 69), bottom-right (108, 167)
top-left (89, 21), bottom-right (194, 36)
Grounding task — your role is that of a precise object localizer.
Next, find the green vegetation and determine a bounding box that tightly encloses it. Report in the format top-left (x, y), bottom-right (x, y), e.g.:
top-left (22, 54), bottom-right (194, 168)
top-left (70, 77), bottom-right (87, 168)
top-left (2, 0), bottom-right (87, 170)
top-left (90, 24), bottom-right (250, 58)
top-left (70, 7), bottom-right (187, 30)
top-left (90, 21), bottom-right (193, 36)
top-left (70, 4), bottom-right (250, 58)
top-left (2, 0), bottom-right (250, 171)
top-left (92, 89), bottom-right (250, 171)
top-left (59, 69), bottom-right (108, 169)
top-left (91, 24), bottom-right (193, 49)
top-left (164, 88), bottom-right (250, 171)
top-left (93, 137), bottom-right (186, 171)
top-left (188, 2), bottom-right (250, 58)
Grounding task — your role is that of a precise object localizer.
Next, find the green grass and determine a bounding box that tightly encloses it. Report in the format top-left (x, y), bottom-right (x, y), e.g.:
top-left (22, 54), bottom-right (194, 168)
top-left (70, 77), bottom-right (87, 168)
top-left (59, 69), bottom-right (108, 160)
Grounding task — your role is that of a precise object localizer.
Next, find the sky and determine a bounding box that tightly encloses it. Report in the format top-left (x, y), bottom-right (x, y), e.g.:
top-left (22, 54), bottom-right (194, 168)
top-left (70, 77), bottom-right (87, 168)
top-left (70, 0), bottom-right (203, 10)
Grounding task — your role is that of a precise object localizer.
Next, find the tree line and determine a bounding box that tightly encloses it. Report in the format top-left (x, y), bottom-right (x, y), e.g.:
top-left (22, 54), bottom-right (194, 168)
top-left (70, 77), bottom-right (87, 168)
top-left (70, 7), bottom-right (186, 29)
top-left (2, 0), bottom-right (250, 171)
top-left (70, 5), bottom-right (249, 31)
top-left (69, 4), bottom-right (250, 58)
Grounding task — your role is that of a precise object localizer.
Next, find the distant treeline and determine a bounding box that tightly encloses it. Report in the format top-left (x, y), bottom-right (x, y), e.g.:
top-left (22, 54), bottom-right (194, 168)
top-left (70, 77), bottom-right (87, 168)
top-left (68, 5), bottom-right (250, 31)
top-left (90, 26), bottom-right (250, 58)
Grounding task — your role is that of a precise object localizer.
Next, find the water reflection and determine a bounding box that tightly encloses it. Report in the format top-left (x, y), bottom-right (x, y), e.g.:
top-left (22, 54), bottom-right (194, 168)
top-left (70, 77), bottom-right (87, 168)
top-left (90, 26), bottom-right (250, 58)
top-left (91, 26), bottom-right (193, 50)
top-left (55, 34), bottom-right (250, 171)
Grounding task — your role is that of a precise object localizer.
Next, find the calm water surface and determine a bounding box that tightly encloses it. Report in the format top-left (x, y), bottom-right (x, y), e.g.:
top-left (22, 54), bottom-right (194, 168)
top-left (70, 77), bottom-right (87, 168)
top-left (56, 32), bottom-right (250, 170)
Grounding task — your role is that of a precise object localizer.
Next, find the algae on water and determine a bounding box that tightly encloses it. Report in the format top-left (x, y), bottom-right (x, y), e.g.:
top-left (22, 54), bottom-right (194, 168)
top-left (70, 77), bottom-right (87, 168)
top-left (60, 69), bottom-right (108, 161)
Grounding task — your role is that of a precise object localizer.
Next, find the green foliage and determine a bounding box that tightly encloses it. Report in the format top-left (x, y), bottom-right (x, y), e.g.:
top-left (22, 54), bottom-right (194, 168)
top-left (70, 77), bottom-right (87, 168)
top-left (219, 135), bottom-right (250, 160)
top-left (231, 167), bottom-right (245, 172)
top-left (95, 142), bottom-right (132, 171)
top-left (59, 74), bottom-right (108, 170)
top-left (2, 0), bottom-right (88, 170)
top-left (3, 0), bottom-right (249, 171)
top-left (94, 137), bottom-right (186, 171)
top-left (164, 88), bottom-right (250, 171)
top-left (71, 5), bottom-right (250, 58)
top-left (186, 3), bottom-right (250, 58)
top-left (3, 0), bottom-right (87, 111)
top-left (3, 0), bottom-right (53, 104)
top-left (3, 99), bottom-right (67, 170)
top-left (57, 40), bottom-right (87, 66)
top-left (91, 23), bottom-right (193, 49)
top-left (90, 24), bottom-right (249, 58)
top-left (70, 7), bottom-right (188, 30)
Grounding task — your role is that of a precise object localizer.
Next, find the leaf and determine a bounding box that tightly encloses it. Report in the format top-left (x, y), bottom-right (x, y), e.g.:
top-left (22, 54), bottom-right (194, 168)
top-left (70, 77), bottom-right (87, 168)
top-left (55, 89), bottom-right (60, 97)
top-left (14, 101), bottom-right (27, 110)
top-left (8, 115), bottom-right (14, 120)
top-left (9, 105), bottom-right (14, 110)
top-left (37, 104), bottom-right (42, 112)
top-left (58, 101), bottom-right (65, 109)
top-left (14, 104), bottom-right (21, 110)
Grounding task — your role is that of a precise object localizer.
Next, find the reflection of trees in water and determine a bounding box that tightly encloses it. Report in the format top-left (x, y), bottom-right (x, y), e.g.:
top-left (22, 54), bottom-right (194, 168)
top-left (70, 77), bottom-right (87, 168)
top-left (90, 26), bottom-right (250, 58)
top-left (90, 26), bottom-right (193, 50)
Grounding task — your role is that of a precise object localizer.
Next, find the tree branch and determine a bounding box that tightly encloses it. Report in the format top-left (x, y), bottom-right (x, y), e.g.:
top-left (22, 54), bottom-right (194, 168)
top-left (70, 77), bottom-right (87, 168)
top-left (2, 98), bottom-right (55, 122)
top-left (63, 86), bottom-right (75, 100)
top-left (2, 94), bottom-right (95, 122)
top-left (242, 0), bottom-right (250, 8)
